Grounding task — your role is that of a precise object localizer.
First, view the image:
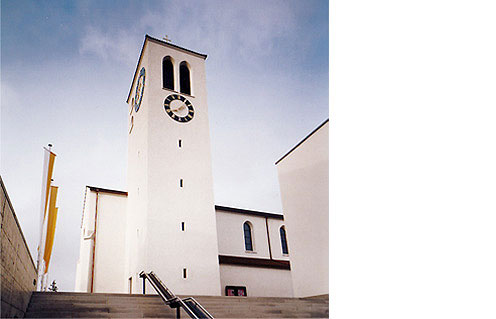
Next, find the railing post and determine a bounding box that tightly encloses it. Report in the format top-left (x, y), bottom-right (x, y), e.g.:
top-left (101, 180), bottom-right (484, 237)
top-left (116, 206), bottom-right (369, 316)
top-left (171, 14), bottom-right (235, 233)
top-left (143, 276), bottom-right (146, 294)
top-left (176, 307), bottom-right (181, 319)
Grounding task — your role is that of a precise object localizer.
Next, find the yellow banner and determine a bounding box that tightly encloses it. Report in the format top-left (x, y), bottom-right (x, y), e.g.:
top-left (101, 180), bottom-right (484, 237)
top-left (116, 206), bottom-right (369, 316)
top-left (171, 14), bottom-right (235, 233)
top-left (43, 186), bottom-right (58, 273)
top-left (43, 151), bottom-right (56, 221)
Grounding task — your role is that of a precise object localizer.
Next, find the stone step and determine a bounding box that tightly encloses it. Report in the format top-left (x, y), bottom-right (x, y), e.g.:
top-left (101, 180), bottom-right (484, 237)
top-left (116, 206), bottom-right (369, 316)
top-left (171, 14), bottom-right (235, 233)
top-left (26, 312), bottom-right (176, 318)
top-left (201, 302), bottom-right (328, 308)
top-left (25, 292), bottom-right (329, 318)
top-left (29, 301), bottom-right (164, 307)
top-left (30, 295), bottom-right (160, 301)
top-left (27, 307), bottom-right (170, 313)
top-left (31, 293), bottom-right (328, 303)
top-left (26, 312), bottom-right (114, 318)
top-left (26, 313), bottom-right (176, 318)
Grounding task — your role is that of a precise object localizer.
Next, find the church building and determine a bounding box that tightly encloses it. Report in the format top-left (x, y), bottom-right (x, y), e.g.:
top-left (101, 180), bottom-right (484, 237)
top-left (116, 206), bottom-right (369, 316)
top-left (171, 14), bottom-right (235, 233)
top-left (74, 35), bottom-right (328, 298)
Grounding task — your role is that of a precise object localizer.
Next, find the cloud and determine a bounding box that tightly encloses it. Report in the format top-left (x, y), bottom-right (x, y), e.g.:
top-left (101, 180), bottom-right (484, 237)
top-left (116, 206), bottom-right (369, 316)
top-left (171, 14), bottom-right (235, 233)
top-left (140, 0), bottom-right (298, 62)
top-left (78, 0), bottom-right (298, 66)
top-left (79, 26), bottom-right (141, 65)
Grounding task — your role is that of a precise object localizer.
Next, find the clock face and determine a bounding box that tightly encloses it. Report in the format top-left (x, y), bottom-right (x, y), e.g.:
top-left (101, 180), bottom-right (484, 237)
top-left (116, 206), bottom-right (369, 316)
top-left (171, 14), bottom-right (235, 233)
top-left (134, 67), bottom-right (146, 112)
top-left (164, 94), bottom-right (195, 123)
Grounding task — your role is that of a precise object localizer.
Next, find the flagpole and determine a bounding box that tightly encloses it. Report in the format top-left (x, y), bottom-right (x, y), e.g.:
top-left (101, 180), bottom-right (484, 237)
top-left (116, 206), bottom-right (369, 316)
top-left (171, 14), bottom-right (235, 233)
top-left (43, 144), bottom-right (51, 292)
top-left (37, 143), bottom-right (54, 291)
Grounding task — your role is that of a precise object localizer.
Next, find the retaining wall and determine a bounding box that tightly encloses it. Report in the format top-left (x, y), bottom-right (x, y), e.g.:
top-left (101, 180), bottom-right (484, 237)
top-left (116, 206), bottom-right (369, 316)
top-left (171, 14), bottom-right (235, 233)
top-left (1, 176), bottom-right (37, 317)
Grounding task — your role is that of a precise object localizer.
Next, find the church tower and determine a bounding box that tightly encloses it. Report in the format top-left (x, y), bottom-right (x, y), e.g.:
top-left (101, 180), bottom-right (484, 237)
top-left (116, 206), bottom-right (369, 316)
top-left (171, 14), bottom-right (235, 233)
top-left (125, 35), bottom-right (221, 296)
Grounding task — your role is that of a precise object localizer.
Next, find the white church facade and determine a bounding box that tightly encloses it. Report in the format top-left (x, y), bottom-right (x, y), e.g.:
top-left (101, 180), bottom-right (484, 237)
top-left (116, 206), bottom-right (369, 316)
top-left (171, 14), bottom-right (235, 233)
top-left (74, 35), bottom-right (328, 298)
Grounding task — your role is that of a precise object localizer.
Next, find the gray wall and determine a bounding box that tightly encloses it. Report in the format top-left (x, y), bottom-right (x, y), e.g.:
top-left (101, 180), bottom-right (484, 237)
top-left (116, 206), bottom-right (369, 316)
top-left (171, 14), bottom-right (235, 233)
top-left (1, 176), bottom-right (37, 317)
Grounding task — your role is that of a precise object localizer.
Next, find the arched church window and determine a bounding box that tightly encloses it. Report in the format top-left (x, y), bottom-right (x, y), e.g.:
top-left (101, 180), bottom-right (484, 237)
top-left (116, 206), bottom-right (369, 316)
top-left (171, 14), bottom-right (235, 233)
top-left (280, 226), bottom-right (289, 254)
top-left (162, 56), bottom-right (174, 90)
top-left (179, 61), bottom-right (191, 95)
top-left (243, 222), bottom-right (253, 251)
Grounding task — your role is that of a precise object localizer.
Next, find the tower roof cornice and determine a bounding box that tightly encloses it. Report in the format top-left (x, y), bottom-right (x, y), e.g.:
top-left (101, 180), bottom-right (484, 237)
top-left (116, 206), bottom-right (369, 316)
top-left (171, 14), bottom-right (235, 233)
top-left (146, 35), bottom-right (207, 59)
top-left (126, 34), bottom-right (207, 103)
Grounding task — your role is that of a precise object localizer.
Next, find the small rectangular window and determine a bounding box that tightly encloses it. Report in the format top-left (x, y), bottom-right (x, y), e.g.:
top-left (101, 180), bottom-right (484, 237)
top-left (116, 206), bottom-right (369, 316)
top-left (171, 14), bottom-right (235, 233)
top-left (180, 179), bottom-right (183, 187)
top-left (178, 139), bottom-right (182, 148)
top-left (181, 222), bottom-right (185, 231)
top-left (183, 268), bottom-right (187, 279)
top-left (225, 286), bottom-right (247, 297)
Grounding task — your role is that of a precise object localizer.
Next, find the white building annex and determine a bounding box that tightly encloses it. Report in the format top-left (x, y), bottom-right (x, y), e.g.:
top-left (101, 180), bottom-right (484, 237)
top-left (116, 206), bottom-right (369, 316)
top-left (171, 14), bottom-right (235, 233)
top-left (75, 35), bottom-right (328, 298)
top-left (276, 119), bottom-right (329, 297)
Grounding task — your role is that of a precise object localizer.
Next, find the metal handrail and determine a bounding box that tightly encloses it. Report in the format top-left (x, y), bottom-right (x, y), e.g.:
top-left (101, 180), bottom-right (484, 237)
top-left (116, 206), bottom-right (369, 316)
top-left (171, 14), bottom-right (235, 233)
top-left (139, 271), bottom-right (214, 319)
top-left (148, 272), bottom-right (177, 302)
top-left (182, 297), bottom-right (214, 318)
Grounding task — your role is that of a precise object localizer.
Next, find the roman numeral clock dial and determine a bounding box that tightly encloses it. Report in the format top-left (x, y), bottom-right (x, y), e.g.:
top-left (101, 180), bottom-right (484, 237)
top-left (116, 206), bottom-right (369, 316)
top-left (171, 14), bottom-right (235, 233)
top-left (164, 94), bottom-right (195, 122)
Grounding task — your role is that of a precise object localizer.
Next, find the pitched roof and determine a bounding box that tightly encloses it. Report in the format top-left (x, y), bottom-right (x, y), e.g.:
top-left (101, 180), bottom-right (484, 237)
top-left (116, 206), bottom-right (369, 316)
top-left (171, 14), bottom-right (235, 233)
top-left (86, 186), bottom-right (128, 196)
top-left (215, 205), bottom-right (284, 220)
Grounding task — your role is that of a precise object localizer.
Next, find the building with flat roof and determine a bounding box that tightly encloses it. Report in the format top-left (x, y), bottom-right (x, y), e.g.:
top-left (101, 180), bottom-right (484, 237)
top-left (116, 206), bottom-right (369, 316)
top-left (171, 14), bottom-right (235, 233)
top-left (276, 119), bottom-right (329, 297)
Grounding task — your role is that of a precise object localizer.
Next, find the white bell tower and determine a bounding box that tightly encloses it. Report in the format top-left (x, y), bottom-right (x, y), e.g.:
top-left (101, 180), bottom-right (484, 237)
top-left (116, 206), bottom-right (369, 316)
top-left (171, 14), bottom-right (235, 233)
top-left (125, 35), bottom-right (221, 296)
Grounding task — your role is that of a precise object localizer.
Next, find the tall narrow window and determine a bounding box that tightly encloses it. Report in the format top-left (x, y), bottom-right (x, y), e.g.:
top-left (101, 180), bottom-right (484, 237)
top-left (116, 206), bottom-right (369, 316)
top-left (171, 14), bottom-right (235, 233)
top-left (243, 222), bottom-right (253, 251)
top-left (280, 226), bottom-right (289, 254)
top-left (162, 56), bottom-right (174, 90)
top-left (179, 61), bottom-right (191, 95)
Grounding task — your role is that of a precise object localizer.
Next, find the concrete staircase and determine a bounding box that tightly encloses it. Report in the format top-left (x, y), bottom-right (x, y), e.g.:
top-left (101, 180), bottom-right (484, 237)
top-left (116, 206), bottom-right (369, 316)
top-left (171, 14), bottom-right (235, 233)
top-left (25, 292), bottom-right (329, 318)
top-left (190, 295), bottom-right (329, 318)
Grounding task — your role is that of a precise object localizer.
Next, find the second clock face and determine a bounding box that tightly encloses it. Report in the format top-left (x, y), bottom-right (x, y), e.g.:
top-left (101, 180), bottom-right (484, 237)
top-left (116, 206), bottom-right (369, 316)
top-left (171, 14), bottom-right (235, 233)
top-left (134, 67), bottom-right (146, 112)
top-left (164, 94), bottom-right (195, 123)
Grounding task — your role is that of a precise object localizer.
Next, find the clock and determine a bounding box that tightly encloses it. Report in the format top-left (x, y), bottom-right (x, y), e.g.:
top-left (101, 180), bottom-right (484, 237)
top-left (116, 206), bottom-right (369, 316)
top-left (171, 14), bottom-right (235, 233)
top-left (164, 94), bottom-right (195, 123)
top-left (134, 67), bottom-right (146, 112)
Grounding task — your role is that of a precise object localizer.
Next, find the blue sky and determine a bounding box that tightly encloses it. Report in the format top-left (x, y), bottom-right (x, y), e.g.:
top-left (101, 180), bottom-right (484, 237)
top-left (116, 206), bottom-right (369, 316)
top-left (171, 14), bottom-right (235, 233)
top-left (1, 0), bottom-right (328, 291)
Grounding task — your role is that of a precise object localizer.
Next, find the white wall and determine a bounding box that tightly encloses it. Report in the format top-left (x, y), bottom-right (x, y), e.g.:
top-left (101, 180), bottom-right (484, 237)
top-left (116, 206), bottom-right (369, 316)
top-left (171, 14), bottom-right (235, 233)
top-left (93, 192), bottom-right (127, 293)
top-left (215, 209), bottom-right (292, 297)
top-left (74, 189), bottom-right (128, 293)
top-left (215, 209), bottom-right (290, 262)
top-left (276, 121), bottom-right (329, 297)
top-left (127, 37), bottom-right (221, 296)
top-left (219, 265), bottom-right (293, 297)
top-left (216, 211), bottom-right (269, 258)
top-left (267, 218), bottom-right (290, 261)
top-left (74, 189), bottom-right (93, 292)
top-left (126, 39), bottom-right (150, 294)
